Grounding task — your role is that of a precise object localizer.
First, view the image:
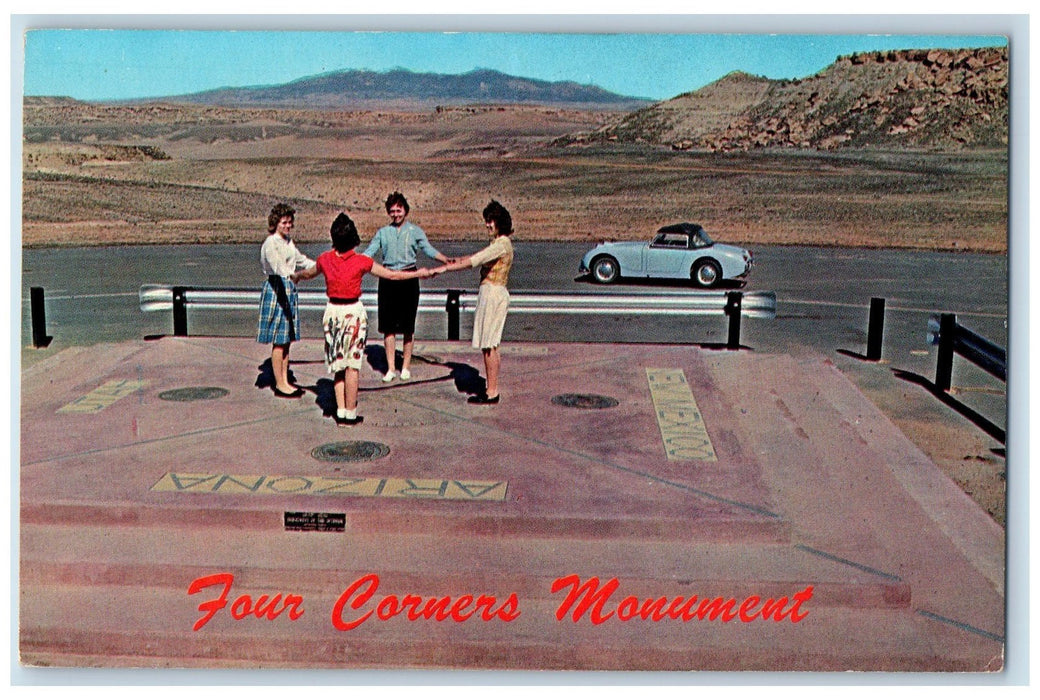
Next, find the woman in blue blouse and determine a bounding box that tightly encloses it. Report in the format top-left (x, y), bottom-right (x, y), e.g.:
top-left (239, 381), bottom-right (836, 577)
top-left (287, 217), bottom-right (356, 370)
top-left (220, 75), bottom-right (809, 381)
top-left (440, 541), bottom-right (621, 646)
top-left (363, 192), bottom-right (451, 382)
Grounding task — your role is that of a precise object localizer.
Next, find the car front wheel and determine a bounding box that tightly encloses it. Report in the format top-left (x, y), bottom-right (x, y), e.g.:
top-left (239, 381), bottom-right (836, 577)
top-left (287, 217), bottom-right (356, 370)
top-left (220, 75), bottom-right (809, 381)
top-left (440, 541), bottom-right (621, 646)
top-left (692, 260), bottom-right (721, 288)
top-left (591, 256), bottom-right (620, 284)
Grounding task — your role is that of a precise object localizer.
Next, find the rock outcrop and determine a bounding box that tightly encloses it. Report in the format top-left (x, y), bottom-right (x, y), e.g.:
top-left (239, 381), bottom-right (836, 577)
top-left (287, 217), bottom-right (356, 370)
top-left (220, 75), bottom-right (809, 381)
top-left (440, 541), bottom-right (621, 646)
top-left (563, 47), bottom-right (1008, 151)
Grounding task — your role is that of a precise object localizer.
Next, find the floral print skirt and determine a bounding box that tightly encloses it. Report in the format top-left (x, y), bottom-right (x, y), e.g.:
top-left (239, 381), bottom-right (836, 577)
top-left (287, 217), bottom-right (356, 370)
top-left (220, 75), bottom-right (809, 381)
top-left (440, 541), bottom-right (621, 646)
top-left (323, 301), bottom-right (368, 373)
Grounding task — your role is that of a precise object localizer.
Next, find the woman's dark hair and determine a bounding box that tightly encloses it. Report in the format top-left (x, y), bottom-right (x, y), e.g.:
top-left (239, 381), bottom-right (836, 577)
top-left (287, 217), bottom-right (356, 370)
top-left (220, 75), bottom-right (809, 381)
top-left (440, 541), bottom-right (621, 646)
top-left (482, 200), bottom-right (513, 235)
top-left (267, 203), bottom-right (295, 233)
top-left (330, 212), bottom-right (361, 253)
top-left (385, 191), bottom-right (410, 214)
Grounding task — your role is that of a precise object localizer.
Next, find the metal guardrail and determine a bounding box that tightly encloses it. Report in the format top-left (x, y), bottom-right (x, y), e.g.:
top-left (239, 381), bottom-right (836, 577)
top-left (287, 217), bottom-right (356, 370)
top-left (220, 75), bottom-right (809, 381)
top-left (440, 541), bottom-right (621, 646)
top-left (139, 285), bottom-right (777, 349)
top-left (929, 313), bottom-right (1007, 392)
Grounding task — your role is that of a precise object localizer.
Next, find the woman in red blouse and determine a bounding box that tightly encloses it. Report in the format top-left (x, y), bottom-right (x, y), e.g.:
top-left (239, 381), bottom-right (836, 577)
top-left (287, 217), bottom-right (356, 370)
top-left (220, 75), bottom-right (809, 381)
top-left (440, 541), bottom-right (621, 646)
top-left (294, 213), bottom-right (432, 425)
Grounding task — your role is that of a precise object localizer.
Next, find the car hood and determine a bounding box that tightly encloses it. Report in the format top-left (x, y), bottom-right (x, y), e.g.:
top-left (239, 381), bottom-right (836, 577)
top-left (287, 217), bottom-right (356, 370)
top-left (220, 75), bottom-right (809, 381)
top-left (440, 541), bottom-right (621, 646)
top-left (712, 243), bottom-right (750, 258)
top-left (592, 241), bottom-right (645, 253)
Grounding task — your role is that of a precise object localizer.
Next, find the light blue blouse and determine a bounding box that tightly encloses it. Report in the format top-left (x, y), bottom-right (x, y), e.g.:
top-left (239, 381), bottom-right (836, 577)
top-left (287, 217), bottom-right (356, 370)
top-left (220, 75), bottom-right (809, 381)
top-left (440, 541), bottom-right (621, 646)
top-left (362, 221), bottom-right (442, 270)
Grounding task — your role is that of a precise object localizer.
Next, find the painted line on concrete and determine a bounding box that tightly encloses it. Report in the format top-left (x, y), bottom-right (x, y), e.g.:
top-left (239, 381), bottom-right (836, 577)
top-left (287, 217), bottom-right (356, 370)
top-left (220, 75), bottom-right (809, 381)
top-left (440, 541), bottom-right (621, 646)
top-left (646, 368), bottom-right (717, 462)
top-left (57, 379), bottom-right (149, 414)
top-left (795, 544), bottom-right (902, 581)
top-left (916, 609), bottom-right (1005, 643)
top-left (22, 408), bottom-right (315, 467)
top-left (391, 394), bottom-right (780, 519)
top-left (151, 473), bottom-right (507, 501)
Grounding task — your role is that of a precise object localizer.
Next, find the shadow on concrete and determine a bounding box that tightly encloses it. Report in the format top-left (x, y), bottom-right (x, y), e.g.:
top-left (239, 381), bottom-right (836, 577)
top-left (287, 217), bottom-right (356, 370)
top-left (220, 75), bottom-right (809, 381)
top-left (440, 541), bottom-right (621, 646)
top-left (366, 345), bottom-right (412, 375)
top-left (837, 347), bottom-right (878, 362)
top-left (309, 377), bottom-right (337, 416)
top-left (442, 361), bottom-right (486, 397)
top-left (254, 358), bottom-right (299, 391)
top-left (694, 342), bottom-right (751, 352)
top-left (892, 368), bottom-right (1006, 444)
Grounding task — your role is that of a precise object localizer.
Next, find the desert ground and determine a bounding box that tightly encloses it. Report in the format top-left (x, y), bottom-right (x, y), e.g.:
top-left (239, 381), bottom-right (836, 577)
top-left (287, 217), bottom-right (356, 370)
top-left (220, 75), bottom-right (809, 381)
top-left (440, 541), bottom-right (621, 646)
top-left (22, 101), bottom-right (1008, 252)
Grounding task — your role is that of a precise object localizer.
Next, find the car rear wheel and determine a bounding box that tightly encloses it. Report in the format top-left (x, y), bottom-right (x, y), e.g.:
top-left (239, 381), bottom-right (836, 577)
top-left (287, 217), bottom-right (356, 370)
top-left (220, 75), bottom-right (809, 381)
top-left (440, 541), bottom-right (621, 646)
top-left (692, 260), bottom-right (721, 288)
top-left (591, 256), bottom-right (620, 284)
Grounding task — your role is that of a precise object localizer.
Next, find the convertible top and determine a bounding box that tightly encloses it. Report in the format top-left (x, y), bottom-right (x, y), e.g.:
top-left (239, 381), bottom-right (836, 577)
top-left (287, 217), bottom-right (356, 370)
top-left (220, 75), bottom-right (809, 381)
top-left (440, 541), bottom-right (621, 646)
top-left (657, 222), bottom-right (704, 236)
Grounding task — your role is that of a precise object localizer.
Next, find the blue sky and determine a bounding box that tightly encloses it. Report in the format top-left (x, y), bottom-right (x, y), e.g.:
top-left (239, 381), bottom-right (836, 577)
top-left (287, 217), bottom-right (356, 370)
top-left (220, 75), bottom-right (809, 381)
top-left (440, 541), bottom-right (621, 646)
top-left (21, 26), bottom-right (1008, 102)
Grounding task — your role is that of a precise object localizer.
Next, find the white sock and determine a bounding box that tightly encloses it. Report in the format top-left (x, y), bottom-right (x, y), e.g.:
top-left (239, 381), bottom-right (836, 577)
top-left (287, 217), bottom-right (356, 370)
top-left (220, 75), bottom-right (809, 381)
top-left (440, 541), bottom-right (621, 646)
top-left (338, 408), bottom-right (357, 420)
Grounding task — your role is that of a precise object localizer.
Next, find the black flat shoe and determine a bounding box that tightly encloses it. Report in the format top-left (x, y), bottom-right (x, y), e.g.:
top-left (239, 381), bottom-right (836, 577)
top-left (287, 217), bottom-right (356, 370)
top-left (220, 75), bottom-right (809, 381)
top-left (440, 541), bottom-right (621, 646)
top-left (273, 387), bottom-right (305, 398)
top-left (335, 414), bottom-right (364, 426)
top-left (467, 394), bottom-right (500, 405)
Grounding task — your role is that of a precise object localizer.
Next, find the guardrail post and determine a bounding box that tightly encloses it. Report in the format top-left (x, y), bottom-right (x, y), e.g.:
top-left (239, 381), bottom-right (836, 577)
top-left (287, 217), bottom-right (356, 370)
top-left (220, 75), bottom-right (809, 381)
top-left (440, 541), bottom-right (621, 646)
top-left (446, 289), bottom-right (462, 341)
top-left (935, 313), bottom-right (957, 392)
top-left (172, 286), bottom-right (189, 337)
top-left (30, 286), bottom-right (52, 348)
top-left (866, 297), bottom-right (885, 361)
top-left (725, 291), bottom-right (743, 350)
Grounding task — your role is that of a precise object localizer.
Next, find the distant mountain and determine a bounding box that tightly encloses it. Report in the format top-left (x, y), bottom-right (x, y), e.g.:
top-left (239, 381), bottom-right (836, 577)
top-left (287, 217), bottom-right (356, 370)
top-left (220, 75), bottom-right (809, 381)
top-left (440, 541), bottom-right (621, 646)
top-left (153, 68), bottom-right (651, 110)
top-left (560, 46), bottom-right (1008, 151)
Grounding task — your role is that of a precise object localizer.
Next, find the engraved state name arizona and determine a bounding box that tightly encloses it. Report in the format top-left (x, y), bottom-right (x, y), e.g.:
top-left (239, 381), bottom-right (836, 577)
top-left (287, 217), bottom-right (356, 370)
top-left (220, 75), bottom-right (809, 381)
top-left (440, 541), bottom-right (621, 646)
top-left (188, 572), bottom-right (813, 631)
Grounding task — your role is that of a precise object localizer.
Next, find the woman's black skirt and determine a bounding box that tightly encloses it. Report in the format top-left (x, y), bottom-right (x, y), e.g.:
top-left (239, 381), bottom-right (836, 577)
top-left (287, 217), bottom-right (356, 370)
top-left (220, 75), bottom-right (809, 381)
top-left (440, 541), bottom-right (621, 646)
top-left (377, 275), bottom-right (420, 335)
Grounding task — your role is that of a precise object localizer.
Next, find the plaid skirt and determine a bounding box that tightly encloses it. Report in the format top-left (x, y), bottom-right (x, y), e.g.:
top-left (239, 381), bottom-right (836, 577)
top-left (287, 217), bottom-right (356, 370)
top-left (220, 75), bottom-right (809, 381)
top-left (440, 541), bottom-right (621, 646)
top-left (256, 276), bottom-right (300, 345)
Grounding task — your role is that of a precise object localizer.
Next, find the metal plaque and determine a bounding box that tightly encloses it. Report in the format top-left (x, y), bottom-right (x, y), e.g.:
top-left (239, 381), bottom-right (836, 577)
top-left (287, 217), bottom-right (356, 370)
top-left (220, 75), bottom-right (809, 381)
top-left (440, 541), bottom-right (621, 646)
top-left (284, 511), bottom-right (346, 532)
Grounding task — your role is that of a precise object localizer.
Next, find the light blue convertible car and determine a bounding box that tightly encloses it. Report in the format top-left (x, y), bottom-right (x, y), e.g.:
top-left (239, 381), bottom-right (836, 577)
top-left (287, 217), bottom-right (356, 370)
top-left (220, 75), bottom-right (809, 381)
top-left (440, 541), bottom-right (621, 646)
top-left (578, 223), bottom-right (753, 288)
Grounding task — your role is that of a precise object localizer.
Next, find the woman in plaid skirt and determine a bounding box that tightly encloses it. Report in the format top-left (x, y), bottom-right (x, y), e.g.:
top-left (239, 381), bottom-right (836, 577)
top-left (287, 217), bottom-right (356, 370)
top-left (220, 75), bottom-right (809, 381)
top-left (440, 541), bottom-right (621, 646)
top-left (257, 203), bottom-right (315, 398)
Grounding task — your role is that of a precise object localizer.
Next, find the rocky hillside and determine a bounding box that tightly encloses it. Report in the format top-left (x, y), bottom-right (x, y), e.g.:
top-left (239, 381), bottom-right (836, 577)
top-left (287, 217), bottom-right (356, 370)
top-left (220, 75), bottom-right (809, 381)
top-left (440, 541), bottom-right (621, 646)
top-left (563, 46), bottom-right (1008, 151)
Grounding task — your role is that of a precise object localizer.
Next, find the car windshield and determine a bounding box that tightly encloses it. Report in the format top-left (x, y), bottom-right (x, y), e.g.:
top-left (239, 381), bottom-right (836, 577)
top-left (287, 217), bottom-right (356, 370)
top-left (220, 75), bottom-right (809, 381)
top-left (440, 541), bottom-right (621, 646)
top-left (692, 229), bottom-right (714, 247)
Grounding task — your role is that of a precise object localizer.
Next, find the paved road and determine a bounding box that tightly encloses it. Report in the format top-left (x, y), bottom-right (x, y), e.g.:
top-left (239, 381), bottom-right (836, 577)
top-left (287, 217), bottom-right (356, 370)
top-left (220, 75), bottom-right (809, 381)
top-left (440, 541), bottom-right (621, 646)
top-left (21, 242), bottom-right (1008, 420)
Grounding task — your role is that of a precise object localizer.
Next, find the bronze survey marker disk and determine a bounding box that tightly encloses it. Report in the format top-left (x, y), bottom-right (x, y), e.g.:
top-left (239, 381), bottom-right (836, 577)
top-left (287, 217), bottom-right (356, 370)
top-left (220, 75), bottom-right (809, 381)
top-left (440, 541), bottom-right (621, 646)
top-left (157, 386), bottom-right (229, 401)
top-left (311, 440), bottom-right (391, 463)
top-left (551, 393), bottom-right (619, 409)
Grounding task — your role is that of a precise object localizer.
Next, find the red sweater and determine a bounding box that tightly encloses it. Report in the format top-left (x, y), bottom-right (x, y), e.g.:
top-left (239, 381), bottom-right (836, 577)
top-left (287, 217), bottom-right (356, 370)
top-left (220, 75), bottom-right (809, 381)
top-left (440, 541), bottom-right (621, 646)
top-left (316, 250), bottom-right (374, 299)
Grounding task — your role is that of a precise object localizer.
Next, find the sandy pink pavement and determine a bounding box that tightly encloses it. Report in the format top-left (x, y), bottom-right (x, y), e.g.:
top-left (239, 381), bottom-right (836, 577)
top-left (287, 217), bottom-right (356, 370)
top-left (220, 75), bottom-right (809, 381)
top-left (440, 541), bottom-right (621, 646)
top-left (18, 336), bottom-right (1004, 671)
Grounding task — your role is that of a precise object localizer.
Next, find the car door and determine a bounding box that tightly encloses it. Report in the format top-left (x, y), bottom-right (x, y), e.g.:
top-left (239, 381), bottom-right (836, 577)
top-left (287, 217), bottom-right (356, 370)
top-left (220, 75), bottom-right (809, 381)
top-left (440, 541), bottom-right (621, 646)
top-left (644, 232), bottom-right (689, 277)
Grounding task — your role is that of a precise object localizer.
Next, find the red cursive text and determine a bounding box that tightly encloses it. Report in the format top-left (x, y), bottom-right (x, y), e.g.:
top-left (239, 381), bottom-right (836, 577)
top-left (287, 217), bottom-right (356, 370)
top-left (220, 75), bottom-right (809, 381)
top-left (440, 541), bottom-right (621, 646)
top-left (551, 575), bottom-right (813, 625)
top-left (331, 573), bottom-right (521, 630)
top-left (187, 572), bottom-right (305, 631)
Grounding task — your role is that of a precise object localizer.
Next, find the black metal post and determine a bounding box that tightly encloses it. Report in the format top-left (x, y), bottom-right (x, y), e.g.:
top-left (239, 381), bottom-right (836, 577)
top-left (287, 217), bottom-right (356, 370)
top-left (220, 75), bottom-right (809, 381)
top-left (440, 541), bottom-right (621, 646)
top-left (725, 291), bottom-right (743, 350)
top-left (30, 286), bottom-right (51, 348)
top-left (935, 313), bottom-right (957, 392)
top-left (446, 289), bottom-right (462, 341)
top-left (173, 286), bottom-right (189, 337)
top-left (866, 297), bottom-right (885, 361)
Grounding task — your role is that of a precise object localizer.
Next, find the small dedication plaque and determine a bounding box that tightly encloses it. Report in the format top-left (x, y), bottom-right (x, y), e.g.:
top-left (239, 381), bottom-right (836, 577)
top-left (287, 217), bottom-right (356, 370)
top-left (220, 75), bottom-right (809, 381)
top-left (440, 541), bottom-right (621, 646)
top-left (284, 511), bottom-right (346, 532)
